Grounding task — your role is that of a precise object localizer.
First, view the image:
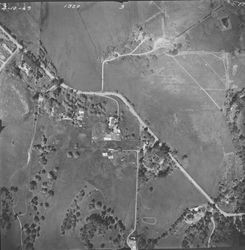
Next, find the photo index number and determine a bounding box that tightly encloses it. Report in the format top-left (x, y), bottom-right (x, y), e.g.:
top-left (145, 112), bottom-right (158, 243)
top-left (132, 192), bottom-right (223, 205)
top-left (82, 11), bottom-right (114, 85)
top-left (64, 3), bottom-right (81, 9)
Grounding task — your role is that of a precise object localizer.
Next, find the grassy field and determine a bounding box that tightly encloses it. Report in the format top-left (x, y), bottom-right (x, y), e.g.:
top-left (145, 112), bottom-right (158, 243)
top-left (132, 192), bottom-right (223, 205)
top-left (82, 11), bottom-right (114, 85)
top-left (116, 96), bottom-right (141, 148)
top-left (163, 0), bottom-right (217, 38)
top-left (38, 1), bottom-right (174, 92)
top-left (0, 3), bottom-right (41, 54)
top-left (0, 73), bottom-right (30, 124)
top-left (186, 4), bottom-right (241, 52)
top-left (39, 2), bottom-right (151, 92)
top-left (20, 115), bottom-right (138, 249)
top-left (1, 219), bottom-right (21, 250)
top-left (0, 67), bottom-right (35, 249)
top-left (105, 49), bottom-right (234, 196)
top-left (0, 117), bottom-right (33, 188)
top-left (1, 1), bottom-right (244, 249)
top-left (173, 54), bottom-right (225, 90)
top-left (40, 2), bottom-right (101, 91)
top-left (0, 104), bottom-right (33, 249)
top-left (157, 234), bottom-right (183, 248)
top-left (137, 170), bottom-right (206, 240)
top-left (230, 54), bottom-right (245, 89)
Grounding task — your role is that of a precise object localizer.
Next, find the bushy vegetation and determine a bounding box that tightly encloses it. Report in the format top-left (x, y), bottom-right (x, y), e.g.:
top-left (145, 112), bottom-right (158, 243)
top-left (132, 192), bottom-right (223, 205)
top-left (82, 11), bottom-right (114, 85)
top-left (0, 187), bottom-right (15, 234)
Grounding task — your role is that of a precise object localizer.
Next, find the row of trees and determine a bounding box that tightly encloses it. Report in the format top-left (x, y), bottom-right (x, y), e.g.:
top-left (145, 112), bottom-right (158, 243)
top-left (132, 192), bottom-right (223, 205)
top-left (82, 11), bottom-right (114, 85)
top-left (224, 88), bottom-right (245, 170)
top-left (0, 187), bottom-right (15, 234)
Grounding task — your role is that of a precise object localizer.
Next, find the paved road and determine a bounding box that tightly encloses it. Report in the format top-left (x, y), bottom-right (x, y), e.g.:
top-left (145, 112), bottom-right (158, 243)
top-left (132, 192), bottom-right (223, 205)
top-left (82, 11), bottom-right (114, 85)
top-left (61, 81), bottom-right (245, 222)
top-left (51, 24), bottom-right (245, 250)
top-left (61, 83), bottom-right (158, 142)
top-left (61, 65), bottom-right (245, 250)
top-left (0, 49), bottom-right (19, 72)
top-left (0, 26), bottom-right (22, 49)
top-left (168, 153), bottom-right (215, 204)
top-left (0, 25), bottom-right (22, 72)
top-left (169, 153), bottom-right (245, 218)
top-left (215, 205), bottom-right (245, 217)
top-left (40, 63), bottom-right (55, 80)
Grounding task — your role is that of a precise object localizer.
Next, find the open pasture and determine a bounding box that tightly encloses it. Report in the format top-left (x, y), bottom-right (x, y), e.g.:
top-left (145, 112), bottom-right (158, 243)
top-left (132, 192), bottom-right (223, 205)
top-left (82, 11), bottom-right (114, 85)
top-left (105, 50), bottom-right (232, 197)
top-left (137, 170), bottom-right (205, 239)
top-left (29, 118), bottom-right (137, 249)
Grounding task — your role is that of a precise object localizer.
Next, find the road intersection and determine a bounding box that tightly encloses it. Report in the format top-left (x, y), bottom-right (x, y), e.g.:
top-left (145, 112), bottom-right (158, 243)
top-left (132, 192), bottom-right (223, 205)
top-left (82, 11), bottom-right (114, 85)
top-left (97, 31), bottom-right (245, 248)
top-left (0, 26), bottom-right (22, 72)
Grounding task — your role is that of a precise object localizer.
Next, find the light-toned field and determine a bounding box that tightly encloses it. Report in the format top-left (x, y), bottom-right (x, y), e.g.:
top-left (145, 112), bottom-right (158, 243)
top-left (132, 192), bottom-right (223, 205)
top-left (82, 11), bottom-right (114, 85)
top-left (39, 2), bottom-right (155, 92)
top-left (163, 0), bottom-right (218, 37)
top-left (0, 73), bottom-right (30, 123)
top-left (0, 73), bottom-right (34, 249)
top-left (0, 70), bottom-right (33, 187)
top-left (0, 120), bottom-right (33, 186)
top-left (105, 50), bottom-right (233, 197)
top-left (40, 2), bottom-right (101, 91)
top-left (230, 54), bottom-right (245, 89)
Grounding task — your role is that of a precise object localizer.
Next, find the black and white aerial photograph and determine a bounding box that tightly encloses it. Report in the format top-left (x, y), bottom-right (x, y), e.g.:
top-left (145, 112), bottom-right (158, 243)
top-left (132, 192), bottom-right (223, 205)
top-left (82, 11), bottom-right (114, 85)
top-left (1, 0), bottom-right (245, 249)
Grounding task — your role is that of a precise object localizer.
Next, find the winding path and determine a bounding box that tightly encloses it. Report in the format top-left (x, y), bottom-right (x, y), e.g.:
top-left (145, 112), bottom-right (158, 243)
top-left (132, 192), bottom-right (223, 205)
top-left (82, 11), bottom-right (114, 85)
top-left (101, 37), bottom-right (149, 91)
top-left (61, 84), bottom-right (158, 142)
top-left (208, 216), bottom-right (215, 248)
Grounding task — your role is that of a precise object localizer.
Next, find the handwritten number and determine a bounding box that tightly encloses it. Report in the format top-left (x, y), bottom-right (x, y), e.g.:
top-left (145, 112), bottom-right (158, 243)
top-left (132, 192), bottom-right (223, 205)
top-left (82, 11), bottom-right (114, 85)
top-left (0, 3), bottom-right (32, 11)
top-left (64, 3), bottom-right (80, 9)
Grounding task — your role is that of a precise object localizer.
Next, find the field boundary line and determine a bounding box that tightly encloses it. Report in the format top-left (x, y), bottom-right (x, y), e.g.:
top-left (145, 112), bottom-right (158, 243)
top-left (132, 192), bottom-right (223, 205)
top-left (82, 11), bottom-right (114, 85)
top-left (171, 56), bottom-right (222, 110)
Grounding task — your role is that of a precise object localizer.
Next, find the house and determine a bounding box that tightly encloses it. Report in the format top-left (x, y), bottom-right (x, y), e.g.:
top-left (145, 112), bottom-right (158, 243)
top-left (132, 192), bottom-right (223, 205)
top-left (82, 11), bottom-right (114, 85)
top-left (104, 134), bottom-right (113, 141)
top-left (102, 152), bottom-right (108, 157)
top-left (102, 151), bottom-right (114, 160)
top-left (76, 110), bottom-right (84, 121)
top-left (108, 116), bottom-right (118, 128)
